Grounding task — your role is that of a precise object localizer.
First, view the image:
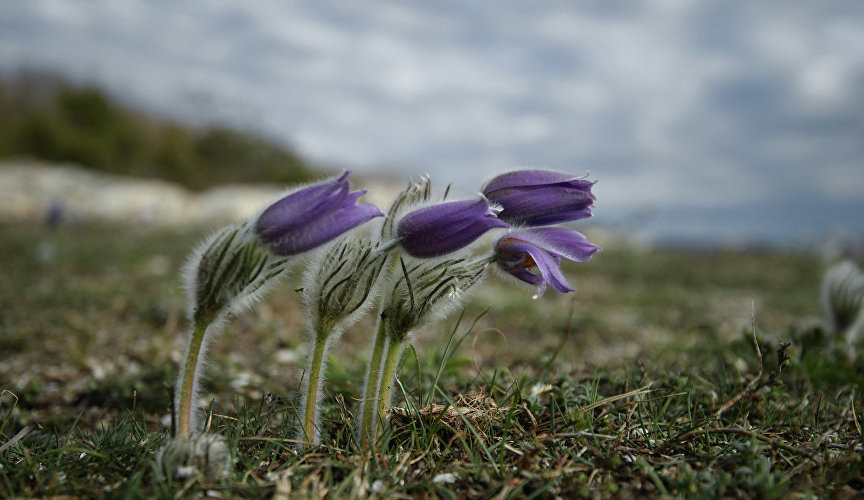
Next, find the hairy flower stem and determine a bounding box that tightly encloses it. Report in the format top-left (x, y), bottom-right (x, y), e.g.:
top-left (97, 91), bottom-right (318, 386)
top-left (176, 318), bottom-right (210, 438)
top-left (375, 334), bottom-right (406, 439)
top-left (301, 330), bottom-right (330, 446)
top-left (358, 319), bottom-right (388, 448)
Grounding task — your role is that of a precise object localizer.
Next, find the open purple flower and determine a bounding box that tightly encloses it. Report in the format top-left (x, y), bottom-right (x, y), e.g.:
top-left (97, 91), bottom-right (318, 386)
top-left (482, 169), bottom-right (596, 226)
top-left (255, 172), bottom-right (383, 256)
top-left (397, 198), bottom-right (510, 258)
top-left (495, 227), bottom-right (601, 297)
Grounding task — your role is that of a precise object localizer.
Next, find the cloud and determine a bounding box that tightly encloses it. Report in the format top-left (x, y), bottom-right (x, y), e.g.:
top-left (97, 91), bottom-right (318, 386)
top-left (1, 0), bottom-right (862, 243)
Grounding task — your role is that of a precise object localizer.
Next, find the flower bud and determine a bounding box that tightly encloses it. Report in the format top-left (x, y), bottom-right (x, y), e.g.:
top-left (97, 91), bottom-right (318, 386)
top-left (383, 256), bottom-right (489, 341)
top-left (255, 171), bottom-right (383, 256)
top-left (380, 176), bottom-right (433, 241)
top-left (482, 169), bottom-right (595, 226)
top-left (303, 237), bottom-right (388, 332)
top-left (396, 198), bottom-right (509, 258)
top-left (187, 222), bottom-right (287, 324)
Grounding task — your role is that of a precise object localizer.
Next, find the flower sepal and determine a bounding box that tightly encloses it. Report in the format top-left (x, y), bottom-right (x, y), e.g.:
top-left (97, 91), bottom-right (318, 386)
top-left (384, 256), bottom-right (489, 341)
top-left (187, 222), bottom-right (288, 325)
top-left (303, 237), bottom-right (389, 332)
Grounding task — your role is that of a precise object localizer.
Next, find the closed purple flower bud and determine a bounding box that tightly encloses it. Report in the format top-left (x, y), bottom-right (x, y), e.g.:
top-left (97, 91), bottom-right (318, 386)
top-left (397, 198), bottom-right (510, 258)
top-left (496, 227), bottom-right (601, 298)
top-left (255, 172), bottom-right (383, 256)
top-left (482, 169), bottom-right (596, 226)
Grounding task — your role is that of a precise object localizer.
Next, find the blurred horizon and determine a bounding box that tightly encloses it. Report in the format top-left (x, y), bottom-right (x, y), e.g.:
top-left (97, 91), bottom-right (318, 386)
top-left (1, 1), bottom-right (863, 247)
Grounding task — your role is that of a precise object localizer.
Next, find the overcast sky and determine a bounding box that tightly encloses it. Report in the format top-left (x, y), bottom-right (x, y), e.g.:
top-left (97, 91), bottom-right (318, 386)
top-left (2, 1), bottom-right (863, 245)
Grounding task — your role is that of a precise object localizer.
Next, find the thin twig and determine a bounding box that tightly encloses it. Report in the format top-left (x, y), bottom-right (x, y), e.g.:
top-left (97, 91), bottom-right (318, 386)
top-left (584, 385), bottom-right (655, 411)
top-left (0, 425), bottom-right (32, 453)
top-left (653, 427), bottom-right (814, 457)
top-left (852, 393), bottom-right (862, 439)
top-left (554, 431), bottom-right (618, 441)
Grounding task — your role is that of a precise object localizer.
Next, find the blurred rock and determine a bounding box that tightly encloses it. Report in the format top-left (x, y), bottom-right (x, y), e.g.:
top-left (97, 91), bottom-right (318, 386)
top-left (0, 160), bottom-right (399, 228)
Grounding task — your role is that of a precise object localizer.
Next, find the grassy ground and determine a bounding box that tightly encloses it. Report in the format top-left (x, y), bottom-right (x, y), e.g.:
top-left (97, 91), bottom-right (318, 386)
top-left (1, 221), bottom-right (862, 498)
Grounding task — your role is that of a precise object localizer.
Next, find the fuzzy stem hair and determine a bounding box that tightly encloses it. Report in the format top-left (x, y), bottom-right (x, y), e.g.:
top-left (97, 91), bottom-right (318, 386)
top-left (296, 328), bottom-right (337, 447)
top-left (175, 315), bottom-right (217, 437)
top-left (358, 317), bottom-right (388, 448)
top-left (375, 334), bottom-right (407, 440)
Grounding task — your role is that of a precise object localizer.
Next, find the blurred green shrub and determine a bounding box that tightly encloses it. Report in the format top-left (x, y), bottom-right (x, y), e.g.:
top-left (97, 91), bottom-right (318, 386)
top-left (0, 71), bottom-right (315, 189)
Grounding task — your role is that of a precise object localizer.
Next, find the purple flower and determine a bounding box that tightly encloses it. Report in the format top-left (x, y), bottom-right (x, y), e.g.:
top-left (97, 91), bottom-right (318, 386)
top-left (397, 198), bottom-right (510, 258)
top-left (495, 227), bottom-right (601, 297)
top-left (482, 169), bottom-right (596, 226)
top-left (255, 172), bottom-right (383, 256)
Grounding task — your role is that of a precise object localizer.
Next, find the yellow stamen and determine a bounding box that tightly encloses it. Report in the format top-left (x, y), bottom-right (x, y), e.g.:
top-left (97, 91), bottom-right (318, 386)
top-left (499, 237), bottom-right (538, 270)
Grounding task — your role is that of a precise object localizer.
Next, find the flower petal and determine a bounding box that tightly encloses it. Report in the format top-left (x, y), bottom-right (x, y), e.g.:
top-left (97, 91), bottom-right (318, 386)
top-left (495, 227), bottom-right (601, 297)
top-left (398, 199), bottom-right (486, 234)
top-left (509, 267), bottom-right (547, 297)
top-left (529, 248), bottom-right (574, 293)
top-left (267, 202), bottom-right (383, 255)
top-left (483, 169), bottom-right (588, 192)
top-left (490, 186), bottom-right (594, 226)
top-left (397, 198), bottom-right (509, 258)
top-left (256, 172), bottom-right (351, 243)
top-left (497, 237), bottom-right (574, 294)
top-left (483, 169), bottom-right (596, 226)
top-left (515, 227), bottom-right (602, 263)
top-left (254, 172), bottom-right (383, 256)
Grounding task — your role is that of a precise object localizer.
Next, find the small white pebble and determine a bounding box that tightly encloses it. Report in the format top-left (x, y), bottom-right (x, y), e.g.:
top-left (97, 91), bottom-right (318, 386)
top-left (631, 427), bottom-right (650, 438)
top-left (78, 453), bottom-right (86, 459)
top-left (274, 349), bottom-right (300, 364)
top-left (371, 480), bottom-right (384, 492)
top-left (229, 372), bottom-right (253, 390)
top-left (433, 473), bottom-right (458, 484)
top-left (528, 383), bottom-right (553, 399)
